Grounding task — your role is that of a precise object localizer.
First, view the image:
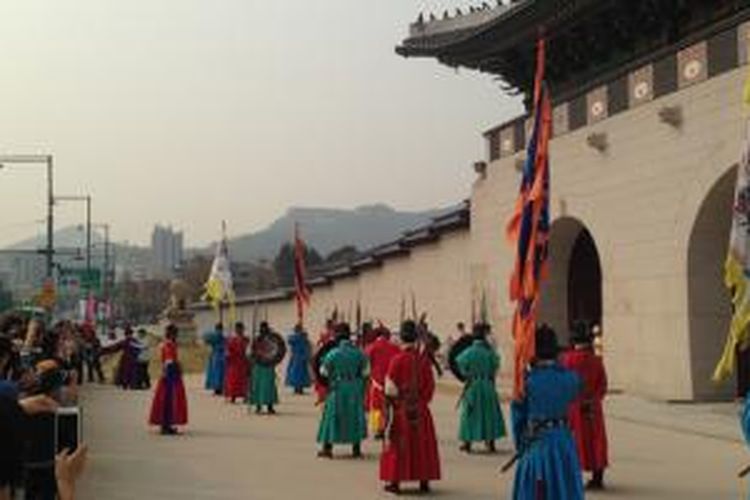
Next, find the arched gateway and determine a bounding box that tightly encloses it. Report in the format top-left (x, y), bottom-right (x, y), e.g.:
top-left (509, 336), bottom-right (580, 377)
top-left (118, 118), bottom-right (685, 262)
top-left (538, 218), bottom-right (603, 345)
top-left (688, 166), bottom-right (736, 400)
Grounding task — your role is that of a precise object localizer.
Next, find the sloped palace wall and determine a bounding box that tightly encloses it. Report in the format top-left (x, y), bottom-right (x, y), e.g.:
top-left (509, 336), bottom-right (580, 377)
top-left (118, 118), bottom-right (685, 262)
top-left (196, 28), bottom-right (750, 401)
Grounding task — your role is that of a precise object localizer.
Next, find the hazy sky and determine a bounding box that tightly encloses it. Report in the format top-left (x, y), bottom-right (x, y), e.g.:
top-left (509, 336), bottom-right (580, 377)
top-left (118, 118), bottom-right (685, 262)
top-left (0, 0), bottom-right (521, 248)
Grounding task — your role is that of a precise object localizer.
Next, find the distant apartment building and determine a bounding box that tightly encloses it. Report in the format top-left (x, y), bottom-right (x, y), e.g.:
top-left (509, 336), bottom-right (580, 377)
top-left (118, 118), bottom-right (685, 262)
top-left (150, 225), bottom-right (184, 279)
top-left (0, 255), bottom-right (46, 300)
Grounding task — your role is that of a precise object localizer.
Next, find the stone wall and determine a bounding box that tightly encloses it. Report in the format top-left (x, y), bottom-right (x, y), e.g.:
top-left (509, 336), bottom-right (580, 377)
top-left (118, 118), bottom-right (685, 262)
top-left (195, 230), bottom-right (472, 346)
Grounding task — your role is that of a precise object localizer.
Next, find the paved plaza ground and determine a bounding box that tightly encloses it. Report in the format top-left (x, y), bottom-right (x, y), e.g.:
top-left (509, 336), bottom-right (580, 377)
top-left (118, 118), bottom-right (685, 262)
top-left (76, 376), bottom-right (748, 499)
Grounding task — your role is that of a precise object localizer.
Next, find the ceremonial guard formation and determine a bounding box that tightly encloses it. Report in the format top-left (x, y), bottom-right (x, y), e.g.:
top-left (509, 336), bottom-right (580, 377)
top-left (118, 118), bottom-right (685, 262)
top-left (511, 325), bottom-right (584, 500)
top-left (149, 324), bottom-right (188, 435)
top-left (363, 324), bottom-right (400, 437)
top-left (224, 322), bottom-right (249, 404)
top-left (379, 320), bottom-right (441, 495)
top-left (316, 323), bottom-right (367, 458)
top-left (285, 323), bottom-right (311, 395)
top-left (202, 322), bottom-right (226, 396)
top-left (249, 321), bottom-right (283, 414)
top-left (453, 322), bottom-right (506, 454)
top-left (561, 321), bottom-right (609, 490)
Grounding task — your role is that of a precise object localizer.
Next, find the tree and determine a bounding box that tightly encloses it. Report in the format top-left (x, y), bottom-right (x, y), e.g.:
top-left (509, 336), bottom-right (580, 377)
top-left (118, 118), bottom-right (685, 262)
top-left (273, 242), bottom-right (323, 287)
top-left (180, 255), bottom-right (213, 301)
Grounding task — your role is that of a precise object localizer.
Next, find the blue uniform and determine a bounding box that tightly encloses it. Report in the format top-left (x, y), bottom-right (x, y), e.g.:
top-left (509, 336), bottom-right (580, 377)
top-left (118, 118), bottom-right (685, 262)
top-left (285, 331), bottom-right (312, 390)
top-left (202, 329), bottom-right (226, 393)
top-left (511, 362), bottom-right (583, 500)
top-left (742, 394), bottom-right (750, 499)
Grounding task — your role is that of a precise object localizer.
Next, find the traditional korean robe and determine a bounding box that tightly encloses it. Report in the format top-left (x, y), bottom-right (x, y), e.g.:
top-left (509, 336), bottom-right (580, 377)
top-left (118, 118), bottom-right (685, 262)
top-left (148, 339), bottom-right (188, 427)
top-left (249, 335), bottom-right (279, 406)
top-left (560, 347), bottom-right (609, 472)
top-left (317, 339), bottom-right (367, 444)
top-left (456, 339), bottom-right (506, 443)
top-left (224, 334), bottom-right (249, 400)
top-left (364, 336), bottom-right (401, 435)
top-left (103, 335), bottom-right (139, 389)
top-left (380, 346), bottom-right (441, 484)
top-left (202, 328), bottom-right (226, 393)
top-left (285, 331), bottom-right (312, 391)
top-left (741, 394), bottom-right (750, 499)
top-left (511, 363), bottom-right (583, 500)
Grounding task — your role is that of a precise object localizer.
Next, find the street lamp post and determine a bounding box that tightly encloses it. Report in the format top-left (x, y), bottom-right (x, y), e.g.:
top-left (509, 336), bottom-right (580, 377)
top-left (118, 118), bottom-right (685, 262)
top-left (56, 195), bottom-right (92, 283)
top-left (0, 155), bottom-right (55, 278)
top-left (92, 223), bottom-right (110, 302)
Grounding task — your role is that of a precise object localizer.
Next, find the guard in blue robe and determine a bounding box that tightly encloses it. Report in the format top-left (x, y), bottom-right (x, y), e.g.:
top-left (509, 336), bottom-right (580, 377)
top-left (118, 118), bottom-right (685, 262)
top-left (285, 324), bottom-right (312, 394)
top-left (511, 324), bottom-right (584, 500)
top-left (742, 392), bottom-right (750, 499)
top-left (202, 323), bottom-right (226, 396)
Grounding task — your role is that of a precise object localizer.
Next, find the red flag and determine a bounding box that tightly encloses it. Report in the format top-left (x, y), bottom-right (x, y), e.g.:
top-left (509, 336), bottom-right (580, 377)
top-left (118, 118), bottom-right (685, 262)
top-left (293, 223), bottom-right (311, 325)
top-left (508, 37), bottom-right (552, 399)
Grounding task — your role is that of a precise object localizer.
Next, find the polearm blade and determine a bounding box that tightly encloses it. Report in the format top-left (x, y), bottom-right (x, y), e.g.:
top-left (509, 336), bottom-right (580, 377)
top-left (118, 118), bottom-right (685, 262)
top-left (499, 453), bottom-right (519, 474)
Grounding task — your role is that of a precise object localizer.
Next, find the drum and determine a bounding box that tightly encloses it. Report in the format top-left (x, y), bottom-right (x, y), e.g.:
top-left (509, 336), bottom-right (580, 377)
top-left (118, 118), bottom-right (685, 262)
top-left (252, 331), bottom-right (287, 367)
top-left (312, 339), bottom-right (338, 387)
top-left (448, 335), bottom-right (476, 382)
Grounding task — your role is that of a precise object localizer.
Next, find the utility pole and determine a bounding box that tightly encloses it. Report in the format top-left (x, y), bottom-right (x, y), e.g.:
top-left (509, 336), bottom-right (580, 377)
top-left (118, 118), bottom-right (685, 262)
top-left (0, 154), bottom-right (55, 278)
top-left (46, 156), bottom-right (54, 279)
top-left (56, 194), bottom-right (93, 288)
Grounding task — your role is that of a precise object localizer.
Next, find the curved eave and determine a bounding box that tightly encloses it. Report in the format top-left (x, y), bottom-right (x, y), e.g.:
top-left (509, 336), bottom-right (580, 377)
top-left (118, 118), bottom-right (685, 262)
top-left (395, 0), bottom-right (538, 63)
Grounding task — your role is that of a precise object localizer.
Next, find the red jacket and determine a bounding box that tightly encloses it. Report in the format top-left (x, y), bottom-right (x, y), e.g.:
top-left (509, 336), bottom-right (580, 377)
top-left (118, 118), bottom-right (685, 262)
top-left (379, 347), bottom-right (441, 483)
top-left (224, 335), bottom-right (249, 398)
top-left (560, 347), bottom-right (609, 471)
top-left (364, 336), bottom-right (400, 413)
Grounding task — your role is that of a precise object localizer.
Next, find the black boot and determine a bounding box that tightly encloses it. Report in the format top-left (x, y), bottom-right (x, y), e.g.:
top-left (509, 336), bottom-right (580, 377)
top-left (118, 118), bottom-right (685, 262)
top-left (419, 481), bottom-right (430, 493)
top-left (459, 441), bottom-right (472, 453)
top-left (352, 442), bottom-right (362, 458)
top-left (486, 440), bottom-right (496, 453)
top-left (384, 482), bottom-right (400, 495)
top-left (267, 405), bottom-right (276, 415)
top-left (255, 405), bottom-right (262, 414)
top-left (586, 470), bottom-right (605, 490)
top-left (317, 443), bottom-right (333, 459)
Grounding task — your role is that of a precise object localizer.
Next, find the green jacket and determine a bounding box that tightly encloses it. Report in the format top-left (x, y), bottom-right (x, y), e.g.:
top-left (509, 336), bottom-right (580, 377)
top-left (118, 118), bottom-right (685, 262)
top-left (316, 340), bottom-right (368, 444)
top-left (457, 340), bottom-right (506, 442)
top-left (249, 363), bottom-right (278, 406)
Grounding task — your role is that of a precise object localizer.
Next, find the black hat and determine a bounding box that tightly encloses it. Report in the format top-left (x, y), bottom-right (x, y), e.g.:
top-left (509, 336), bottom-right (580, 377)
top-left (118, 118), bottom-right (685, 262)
top-left (535, 324), bottom-right (559, 361)
top-left (165, 324), bottom-right (179, 339)
top-left (235, 321), bottom-right (246, 332)
top-left (569, 320), bottom-right (592, 345)
top-left (472, 322), bottom-right (490, 338)
top-left (334, 322), bottom-right (351, 342)
top-left (400, 320), bottom-right (418, 344)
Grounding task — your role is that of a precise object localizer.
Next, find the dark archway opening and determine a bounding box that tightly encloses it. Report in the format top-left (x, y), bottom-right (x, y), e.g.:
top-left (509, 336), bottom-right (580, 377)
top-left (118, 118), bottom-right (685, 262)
top-left (539, 218), bottom-right (603, 344)
top-left (688, 166), bottom-right (736, 400)
top-left (568, 229), bottom-right (603, 330)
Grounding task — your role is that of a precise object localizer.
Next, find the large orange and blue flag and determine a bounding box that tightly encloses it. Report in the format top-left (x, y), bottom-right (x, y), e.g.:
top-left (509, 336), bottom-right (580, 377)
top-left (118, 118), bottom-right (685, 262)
top-left (507, 37), bottom-right (552, 399)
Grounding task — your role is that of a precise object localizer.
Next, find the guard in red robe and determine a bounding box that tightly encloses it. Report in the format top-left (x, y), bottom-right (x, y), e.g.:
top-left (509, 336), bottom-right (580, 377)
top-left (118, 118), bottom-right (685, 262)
top-left (560, 321), bottom-right (609, 490)
top-left (364, 326), bottom-right (400, 438)
top-left (149, 324), bottom-right (188, 435)
top-left (224, 322), bottom-right (250, 404)
top-left (380, 320), bottom-right (441, 495)
top-left (314, 320), bottom-right (335, 405)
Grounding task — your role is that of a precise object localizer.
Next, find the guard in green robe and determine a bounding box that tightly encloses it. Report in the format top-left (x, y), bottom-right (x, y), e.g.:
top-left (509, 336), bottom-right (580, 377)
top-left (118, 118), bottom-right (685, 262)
top-left (317, 323), bottom-right (368, 459)
top-left (456, 323), bottom-right (506, 453)
top-left (248, 322), bottom-right (279, 414)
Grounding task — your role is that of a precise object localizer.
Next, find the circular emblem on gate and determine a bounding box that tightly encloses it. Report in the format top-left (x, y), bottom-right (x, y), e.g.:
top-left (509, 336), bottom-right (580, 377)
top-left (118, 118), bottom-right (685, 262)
top-left (590, 101), bottom-right (605, 118)
top-left (634, 81), bottom-right (650, 101)
top-left (683, 60), bottom-right (702, 81)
